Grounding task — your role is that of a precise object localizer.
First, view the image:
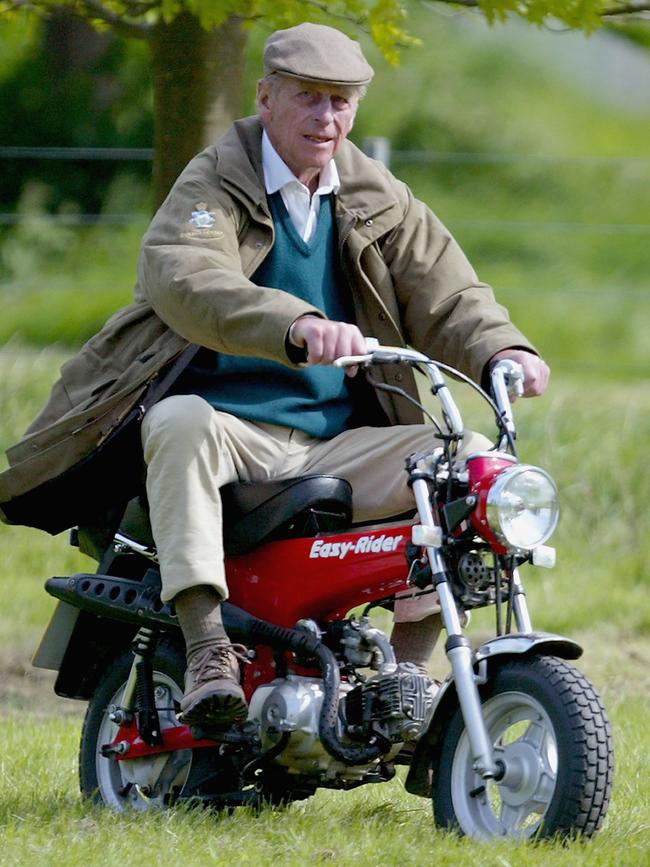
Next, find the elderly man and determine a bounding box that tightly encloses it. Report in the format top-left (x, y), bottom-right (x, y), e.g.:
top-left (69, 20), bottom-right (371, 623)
top-left (134, 22), bottom-right (548, 729)
top-left (0, 22), bottom-right (547, 730)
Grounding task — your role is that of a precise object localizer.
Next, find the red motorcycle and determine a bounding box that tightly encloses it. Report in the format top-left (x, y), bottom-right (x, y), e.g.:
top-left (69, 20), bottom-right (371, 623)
top-left (34, 347), bottom-right (613, 841)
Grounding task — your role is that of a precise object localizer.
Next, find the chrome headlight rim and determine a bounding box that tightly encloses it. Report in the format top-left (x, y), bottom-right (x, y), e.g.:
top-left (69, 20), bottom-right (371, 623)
top-left (486, 464), bottom-right (559, 552)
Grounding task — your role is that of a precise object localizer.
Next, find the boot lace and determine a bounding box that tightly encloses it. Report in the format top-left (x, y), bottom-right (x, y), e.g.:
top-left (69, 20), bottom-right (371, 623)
top-left (187, 643), bottom-right (249, 686)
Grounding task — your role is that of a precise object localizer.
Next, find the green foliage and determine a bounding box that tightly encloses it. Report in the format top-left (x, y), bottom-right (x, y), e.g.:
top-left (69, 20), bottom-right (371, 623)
top-left (476, 0), bottom-right (603, 29)
top-left (2, 0), bottom-right (647, 56)
top-left (0, 17), bottom-right (39, 77)
top-left (0, 6), bottom-right (649, 857)
top-left (608, 19), bottom-right (650, 48)
top-left (0, 17), bottom-right (152, 214)
top-left (0, 0), bottom-right (419, 63)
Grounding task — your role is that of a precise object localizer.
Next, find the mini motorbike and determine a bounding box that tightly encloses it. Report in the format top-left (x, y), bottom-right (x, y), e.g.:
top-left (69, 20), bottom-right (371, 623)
top-left (33, 346), bottom-right (613, 841)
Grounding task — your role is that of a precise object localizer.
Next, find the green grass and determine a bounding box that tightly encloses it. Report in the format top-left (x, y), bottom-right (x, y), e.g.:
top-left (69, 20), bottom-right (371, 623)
top-left (0, 666), bottom-right (647, 866)
top-left (0, 352), bottom-right (649, 864)
top-left (0, 669), bottom-right (648, 867)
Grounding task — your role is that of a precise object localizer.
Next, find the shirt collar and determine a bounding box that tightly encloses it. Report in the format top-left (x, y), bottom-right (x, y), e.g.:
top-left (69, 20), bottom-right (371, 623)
top-left (262, 129), bottom-right (340, 197)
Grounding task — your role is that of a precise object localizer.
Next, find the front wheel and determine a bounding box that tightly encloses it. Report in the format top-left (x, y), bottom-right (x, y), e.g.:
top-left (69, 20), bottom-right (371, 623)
top-left (432, 655), bottom-right (613, 840)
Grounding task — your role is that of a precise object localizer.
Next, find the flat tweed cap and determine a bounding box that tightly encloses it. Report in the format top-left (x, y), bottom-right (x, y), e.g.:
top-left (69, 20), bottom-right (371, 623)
top-left (264, 22), bottom-right (374, 87)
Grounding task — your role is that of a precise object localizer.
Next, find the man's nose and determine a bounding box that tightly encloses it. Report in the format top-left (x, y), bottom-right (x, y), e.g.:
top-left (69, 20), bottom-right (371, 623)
top-left (313, 96), bottom-right (334, 123)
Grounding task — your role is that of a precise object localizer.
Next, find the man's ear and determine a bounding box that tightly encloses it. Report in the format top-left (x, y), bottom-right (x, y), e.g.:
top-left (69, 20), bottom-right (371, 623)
top-left (348, 100), bottom-right (360, 132)
top-left (257, 80), bottom-right (271, 114)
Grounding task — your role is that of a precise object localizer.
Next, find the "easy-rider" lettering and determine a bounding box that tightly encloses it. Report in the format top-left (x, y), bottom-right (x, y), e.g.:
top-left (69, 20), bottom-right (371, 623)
top-left (309, 534), bottom-right (403, 560)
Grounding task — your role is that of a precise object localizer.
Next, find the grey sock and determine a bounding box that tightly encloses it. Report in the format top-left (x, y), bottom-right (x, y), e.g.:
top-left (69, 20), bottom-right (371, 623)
top-left (174, 585), bottom-right (228, 657)
top-left (390, 613), bottom-right (443, 671)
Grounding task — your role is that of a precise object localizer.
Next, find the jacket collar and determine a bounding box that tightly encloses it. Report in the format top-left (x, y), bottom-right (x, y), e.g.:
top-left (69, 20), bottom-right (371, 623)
top-left (334, 141), bottom-right (401, 222)
top-left (216, 117), bottom-right (268, 213)
top-left (215, 116), bottom-right (400, 224)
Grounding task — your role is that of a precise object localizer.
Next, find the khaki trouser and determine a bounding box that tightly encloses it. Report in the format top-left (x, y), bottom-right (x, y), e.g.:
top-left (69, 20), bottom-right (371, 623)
top-left (141, 394), bottom-right (490, 620)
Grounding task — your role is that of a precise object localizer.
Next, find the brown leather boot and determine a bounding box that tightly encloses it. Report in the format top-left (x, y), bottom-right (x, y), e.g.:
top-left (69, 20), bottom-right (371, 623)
top-left (180, 642), bottom-right (248, 728)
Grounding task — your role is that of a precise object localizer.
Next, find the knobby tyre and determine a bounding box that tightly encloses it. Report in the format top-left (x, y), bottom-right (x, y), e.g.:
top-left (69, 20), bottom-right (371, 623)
top-left (432, 654), bottom-right (613, 840)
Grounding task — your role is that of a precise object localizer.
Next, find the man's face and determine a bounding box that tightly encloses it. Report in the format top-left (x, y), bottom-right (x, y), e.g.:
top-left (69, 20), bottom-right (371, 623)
top-left (258, 76), bottom-right (359, 187)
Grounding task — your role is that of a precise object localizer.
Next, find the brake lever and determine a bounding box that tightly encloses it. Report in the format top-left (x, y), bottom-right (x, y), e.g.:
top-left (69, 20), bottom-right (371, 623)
top-left (500, 360), bottom-right (525, 400)
top-left (332, 353), bottom-right (373, 368)
top-left (332, 337), bottom-right (381, 369)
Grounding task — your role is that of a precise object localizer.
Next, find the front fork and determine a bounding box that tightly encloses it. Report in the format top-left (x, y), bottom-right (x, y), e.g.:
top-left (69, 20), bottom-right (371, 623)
top-left (411, 477), bottom-right (533, 780)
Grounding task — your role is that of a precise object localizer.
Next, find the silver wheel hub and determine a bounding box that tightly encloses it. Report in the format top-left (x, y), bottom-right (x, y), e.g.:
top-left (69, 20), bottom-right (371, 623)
top-left (96, 673), bottom-right (191, 811)
top-left (496, 739), bottom-right (551, 807)
top-left (451, 691), bottom-right (558, 839)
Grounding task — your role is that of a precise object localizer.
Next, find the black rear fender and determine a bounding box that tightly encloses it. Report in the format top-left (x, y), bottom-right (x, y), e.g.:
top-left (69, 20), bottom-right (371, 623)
top-left (45, 608), bottom-right (139, 700)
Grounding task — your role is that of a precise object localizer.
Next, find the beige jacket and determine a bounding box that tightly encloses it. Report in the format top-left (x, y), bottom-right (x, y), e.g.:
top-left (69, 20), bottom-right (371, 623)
top-left (0, 116), bottom-right (534, 531)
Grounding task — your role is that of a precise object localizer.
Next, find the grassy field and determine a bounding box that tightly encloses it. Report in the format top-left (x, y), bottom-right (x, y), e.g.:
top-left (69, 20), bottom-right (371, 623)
top-left (0, 350), bottom-right (648, 866)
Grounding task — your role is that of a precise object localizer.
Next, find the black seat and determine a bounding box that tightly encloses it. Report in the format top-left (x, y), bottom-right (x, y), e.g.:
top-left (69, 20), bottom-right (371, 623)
top-left (118, 475), bottom-right (353, 556)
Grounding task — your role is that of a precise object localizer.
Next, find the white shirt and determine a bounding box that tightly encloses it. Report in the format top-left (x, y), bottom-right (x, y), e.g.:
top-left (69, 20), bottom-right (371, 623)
top-left (261, 130), bottom-right (340, 243)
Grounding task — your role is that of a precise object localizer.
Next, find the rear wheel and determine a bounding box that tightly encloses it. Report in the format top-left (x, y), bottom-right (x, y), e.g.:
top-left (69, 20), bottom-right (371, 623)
top-left (432, 655), bottom-right (613, 840)
top-left (79, 640), bottom-right (191, 810)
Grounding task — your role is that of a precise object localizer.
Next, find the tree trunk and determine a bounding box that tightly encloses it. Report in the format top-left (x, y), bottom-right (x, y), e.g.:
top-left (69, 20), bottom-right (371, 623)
top-left (202, 18), bottom-right (248, 148)
top-left (150, 13), bottom-right (248, 210)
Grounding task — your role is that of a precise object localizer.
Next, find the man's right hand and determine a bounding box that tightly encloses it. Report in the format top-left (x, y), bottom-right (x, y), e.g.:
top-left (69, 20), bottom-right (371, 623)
top-left (289, 315), bottom-right (367, 376)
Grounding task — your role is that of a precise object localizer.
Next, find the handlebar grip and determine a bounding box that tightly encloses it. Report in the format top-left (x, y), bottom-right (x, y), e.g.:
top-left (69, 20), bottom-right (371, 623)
top-left (370, 351), bottom-right (402, 365)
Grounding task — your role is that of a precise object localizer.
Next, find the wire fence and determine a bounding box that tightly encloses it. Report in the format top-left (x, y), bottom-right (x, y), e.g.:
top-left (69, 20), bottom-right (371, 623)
top-left (2, 143), bottom-right (650, 234)
top-left (1, 145), bottom-right (648, 298)
top-left (1, 144), bottom-right (648, 374)
top-left (0, 146), bottom-right (154, 161)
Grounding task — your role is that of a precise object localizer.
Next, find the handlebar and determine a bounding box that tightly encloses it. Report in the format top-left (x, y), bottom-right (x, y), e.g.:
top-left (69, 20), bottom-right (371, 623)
top-left (490, 359), bottom-right (524, 447)
top-left (334, 342), bottom-right (465, 437)
top-left (491, 358), bottom-right (524, 401)
top-left (334, 341), bottom-right (523, 450)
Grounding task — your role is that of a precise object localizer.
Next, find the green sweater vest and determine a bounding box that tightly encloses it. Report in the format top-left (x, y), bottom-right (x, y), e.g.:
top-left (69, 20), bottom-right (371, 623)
top-left (173, 193), bottom-right (356, 439)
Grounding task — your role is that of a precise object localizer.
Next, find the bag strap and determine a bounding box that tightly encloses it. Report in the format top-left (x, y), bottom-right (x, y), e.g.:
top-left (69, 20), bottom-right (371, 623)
top-left (138, 343), bottom-right (200, 416)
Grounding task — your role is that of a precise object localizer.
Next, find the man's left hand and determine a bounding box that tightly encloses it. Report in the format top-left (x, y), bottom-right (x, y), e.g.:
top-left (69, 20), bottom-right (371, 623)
top-left (489, 349), bottom-right (550, 398)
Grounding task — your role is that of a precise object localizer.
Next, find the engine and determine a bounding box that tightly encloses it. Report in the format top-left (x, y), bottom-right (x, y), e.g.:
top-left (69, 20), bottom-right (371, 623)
top-left (344, 662), bottom-right (434, 744)
top-left (247, 619), bottom-right (434, 780)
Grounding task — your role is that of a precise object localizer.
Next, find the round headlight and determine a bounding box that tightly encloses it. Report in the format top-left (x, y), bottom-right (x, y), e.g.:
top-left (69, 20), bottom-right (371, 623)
top-left (486, 465), bottom-right (559, 551)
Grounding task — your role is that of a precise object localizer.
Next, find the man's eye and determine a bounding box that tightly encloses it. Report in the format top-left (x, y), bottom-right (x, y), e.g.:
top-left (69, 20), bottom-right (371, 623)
top-left (332, 97), bottom-right (350, 109)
